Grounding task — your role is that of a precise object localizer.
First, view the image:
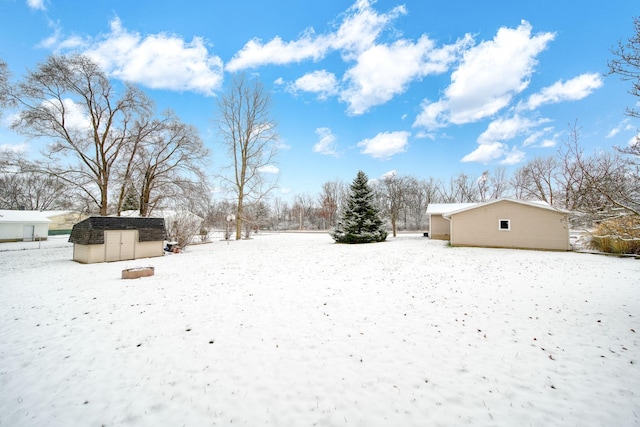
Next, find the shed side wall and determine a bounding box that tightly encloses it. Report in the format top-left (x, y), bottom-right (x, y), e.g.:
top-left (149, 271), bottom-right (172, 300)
top-left (450, 201), bottom-right (569, 250)
top-left (429, 214), bottom-right (450, 240)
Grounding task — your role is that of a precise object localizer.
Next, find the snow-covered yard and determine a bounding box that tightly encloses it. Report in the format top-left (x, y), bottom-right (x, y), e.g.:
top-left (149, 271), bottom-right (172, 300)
top-left (1, 233), bottom-right (638, 426)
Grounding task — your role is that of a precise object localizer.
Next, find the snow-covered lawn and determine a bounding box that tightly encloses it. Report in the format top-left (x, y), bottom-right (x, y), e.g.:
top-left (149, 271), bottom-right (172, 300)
top-left (1, 232), bottom-right (638, 426)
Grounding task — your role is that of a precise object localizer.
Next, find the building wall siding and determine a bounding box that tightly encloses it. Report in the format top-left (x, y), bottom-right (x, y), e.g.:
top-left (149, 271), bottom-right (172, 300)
top-left (449, 200), bottom-right (570, 251)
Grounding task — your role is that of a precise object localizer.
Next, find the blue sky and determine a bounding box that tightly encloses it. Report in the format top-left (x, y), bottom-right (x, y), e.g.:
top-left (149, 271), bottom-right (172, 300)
top-left (0, 0), bottom-right (638, 201)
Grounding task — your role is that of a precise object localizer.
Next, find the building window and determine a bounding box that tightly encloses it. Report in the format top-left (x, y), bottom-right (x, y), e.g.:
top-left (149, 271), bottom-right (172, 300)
top-left (499, 219), bottom-right (510, 231)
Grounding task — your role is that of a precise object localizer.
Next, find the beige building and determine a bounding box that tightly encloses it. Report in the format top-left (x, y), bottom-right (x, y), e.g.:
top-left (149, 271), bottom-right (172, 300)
top-left (44, 211), bottom-right (88, 235)
top-left (427, 199), bottom-right (571, 251)
top-left (69, 216), bottom-right (166, 263)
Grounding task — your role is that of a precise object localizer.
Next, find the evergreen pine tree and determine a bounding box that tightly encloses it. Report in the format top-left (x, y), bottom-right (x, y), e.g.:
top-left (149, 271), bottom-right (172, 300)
top-left (122, 185), bottom-right (140, 212)
top-left (332, 171), bottom-right (388, 244)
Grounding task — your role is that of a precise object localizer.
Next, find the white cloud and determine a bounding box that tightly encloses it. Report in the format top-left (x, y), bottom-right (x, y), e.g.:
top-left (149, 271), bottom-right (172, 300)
top-left (414, 21), bottom-right (555, 129)
top-left (341, 34), bottom-right (472, 115)
top-left (47, 17), bottom-right (223, 96)
top-left (606, 118), bottom-right (633, 138)
top-left (477, 115), bottom-right (548, 145)
top-left (380, 169), bottom-right (397, 179)
top-left (258, 165), bottom-right (280, 174)
top-left (227, 0), bottom-right (467, 114)
top-left (461, 142), bottom-right (525, 165)
top-left (38, 21), bottom-right (85, 51)
top-left (226, 0), bottom-right (405, 71)
top-left (225, 32), bottom-right (328, 72)
top-left (0, 142), bottom-right (29, 154)
top-left (357, 131), bottom-right (410, 159)
top-left (461, 142), bottom-right (505, 163)
top-left (26, 0), bottom-right (45, 10)
top-left (500, 146), bottom-right (526, 165)
top-left (312, 127), bottom-right (340, 156)
top-left (41, 97), bottom-right (91, 131)
top-left (329, 0), bottom-right (407, 61)
top-left (290, 71), bottom-right (338, 100)
top-left (522, 73), bottom-right (603, 110)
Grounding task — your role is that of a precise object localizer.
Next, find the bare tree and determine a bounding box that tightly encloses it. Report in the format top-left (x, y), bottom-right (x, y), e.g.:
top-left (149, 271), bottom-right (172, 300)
top-left (132, 111), bottom-right (209, 217)
top-left (317, 179), bottom-right (346, 230)
top-left (10, 54), bottom-right (152, 215)
top-left (0, 158), bottom-right (69, 210)
top-left (271, 197), bottom-right (287, 230)
top-left (477, 171), bottom-right (490, 202)
top-left (563, 123), bottom-right (639, 218)
top-left (292, 194), bottom-right (316, 230)
top-left (512, 156), bottom-right (559, 205)
top-left (477, 168), bottom-right (511, 202)
top-left (0, 59), bottom-right (10, 114)
top-left (439, 172), bottom-right (479, 203)
top-left (405, 177), bottom-right (440, 230)
top-left (608, 16), bottom-right (640, 119)
top-left (376, 172), bottom-right (411, 237)
top-left (488, 167), bottom-right (511, 199)
top-left (215, 73), bottom-right (279, 239)
top-left (165, 211), bottom-right (203, 249)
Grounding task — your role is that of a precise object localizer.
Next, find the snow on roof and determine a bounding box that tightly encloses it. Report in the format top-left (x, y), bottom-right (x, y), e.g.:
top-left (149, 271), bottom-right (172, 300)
top-left (0, 210), bottom-right (52, 223)
top-left (442, 198), bottom-right (568, 218)
top-left (426, 203), bottom-right (478, 215)
top-left (427, 199), bottom-right (567, 216)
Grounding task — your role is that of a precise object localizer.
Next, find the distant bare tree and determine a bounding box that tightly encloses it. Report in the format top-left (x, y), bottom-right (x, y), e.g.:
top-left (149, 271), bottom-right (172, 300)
top-left (291, 194), bottom-right (316, 230)
top-left (477, 167), bottom-right (511, 201)
top-left (512, 156), bottom-right (559, 205)
top-left (271, 197), bottom-right (287, 230)
top-left (488, 167), bottom-right (511, 199)
top-left (439, 172), bottom-right (479, 203)
top-left (375, 172), bottom-right (411, 237)
top-left (215, 73), bottom-right (279, 239)
top-left (405, 177), bottom-right (440, 230)
top-left (317, 179), bottom-right (346, 229)
top-left (0, 162), bottom-right (68, 210)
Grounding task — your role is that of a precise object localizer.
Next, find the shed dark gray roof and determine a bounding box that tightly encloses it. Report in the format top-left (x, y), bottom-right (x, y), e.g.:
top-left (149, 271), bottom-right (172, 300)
top-left (69, 216), bottom-right (166, 245)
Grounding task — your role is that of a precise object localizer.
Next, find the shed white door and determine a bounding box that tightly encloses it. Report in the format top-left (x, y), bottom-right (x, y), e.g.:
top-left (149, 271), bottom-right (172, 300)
top-left (105, 230), bottom-right (136, 262)
top-left (23, 225), bottom-right (35, 242)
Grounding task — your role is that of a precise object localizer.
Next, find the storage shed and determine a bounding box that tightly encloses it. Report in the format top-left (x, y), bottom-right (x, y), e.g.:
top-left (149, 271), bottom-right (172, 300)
top-left (442, 199), bottom-right (570, 251)
top-left (0, 210), bottom-right (51, 242)
top-left (68, 216), bottom-right (166, 263)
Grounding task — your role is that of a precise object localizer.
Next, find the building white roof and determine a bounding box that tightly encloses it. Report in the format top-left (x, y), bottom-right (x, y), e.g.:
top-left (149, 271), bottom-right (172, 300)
top-left (441, 198), bottom-right (567, 218)
top-left (0, 210), bottom-right (52, 223)
top-left (426, 203), bottom-right (478, 215)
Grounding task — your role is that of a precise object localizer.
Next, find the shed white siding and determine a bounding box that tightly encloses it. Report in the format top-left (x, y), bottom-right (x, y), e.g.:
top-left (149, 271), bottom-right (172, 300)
top-left (0, 210), bottom-right (51, 242)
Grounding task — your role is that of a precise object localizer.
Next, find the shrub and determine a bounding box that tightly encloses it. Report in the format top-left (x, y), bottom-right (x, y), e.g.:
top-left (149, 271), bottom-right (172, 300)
top-left (589, 215), bottom-right (640, 254)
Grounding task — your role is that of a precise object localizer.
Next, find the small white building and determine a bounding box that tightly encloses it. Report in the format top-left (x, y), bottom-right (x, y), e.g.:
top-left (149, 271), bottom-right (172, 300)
top-left (0, 210), bottom-right (51, 242)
